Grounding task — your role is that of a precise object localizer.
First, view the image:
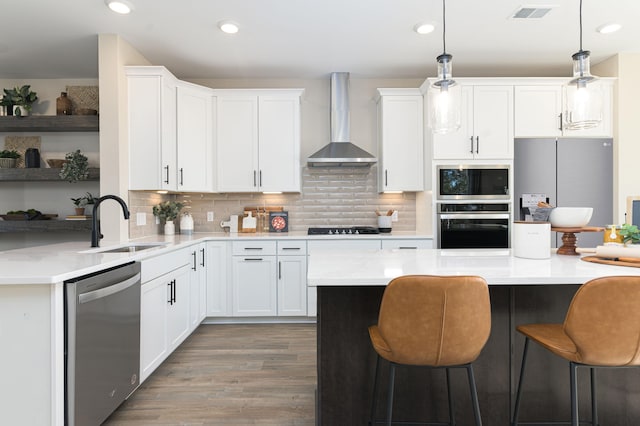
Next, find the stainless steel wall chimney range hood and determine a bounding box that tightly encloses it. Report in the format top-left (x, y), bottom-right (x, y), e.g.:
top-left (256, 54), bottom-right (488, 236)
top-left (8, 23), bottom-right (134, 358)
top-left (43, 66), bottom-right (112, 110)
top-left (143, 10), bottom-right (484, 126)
top-left (307, 72), bottom-right (377, 167)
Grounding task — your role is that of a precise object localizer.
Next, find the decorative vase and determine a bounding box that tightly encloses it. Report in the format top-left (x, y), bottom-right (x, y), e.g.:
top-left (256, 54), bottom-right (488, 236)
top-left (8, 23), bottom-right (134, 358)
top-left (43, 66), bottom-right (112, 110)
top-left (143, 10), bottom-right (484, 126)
top-left (180, 212), bottom-right (194, 235)
top-left (56, 92), bottom-right (72, 115)
top-left (75, 207), bottom-right (85, 215)
top-left (164, 220), bottom-right (175, 235)
top-left (12, 105), bottom-right (29, 116)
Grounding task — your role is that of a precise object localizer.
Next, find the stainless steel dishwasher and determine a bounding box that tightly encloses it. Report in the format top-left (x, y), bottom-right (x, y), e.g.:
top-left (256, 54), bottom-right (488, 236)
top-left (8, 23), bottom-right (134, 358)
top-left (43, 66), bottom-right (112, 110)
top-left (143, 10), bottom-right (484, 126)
top-left (64, 261), bottom-right (141, 426)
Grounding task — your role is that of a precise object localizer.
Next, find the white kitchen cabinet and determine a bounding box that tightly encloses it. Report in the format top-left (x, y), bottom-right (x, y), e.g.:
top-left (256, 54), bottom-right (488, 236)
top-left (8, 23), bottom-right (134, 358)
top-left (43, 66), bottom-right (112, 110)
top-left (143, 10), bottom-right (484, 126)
top-left (126, 66), bottom-right (178, 191)
top-left (277, 240), bottom-right (307, 316)
top-left (231, 240), bottom-right (278, 316)
top-left (126, 66), bottom-right (215, 192)
top-left (206, 241), bottom-right (231, 316)
top-left (140, 262), bottom-right (190, 382)
top-left (176, 82), bottom-right (215, 192)
top-left (376, 89), bottom-right (424, 192)
top-left (380, 238), bottom-right (433, 249)
top-left (514, 81), bottom-right (613, 138)
top-left (188, 242), bottom-right (207, 332)
top-left (432, 85), bottom-right (514, 160)
top-left (215, 90), bottom-right (303, 193)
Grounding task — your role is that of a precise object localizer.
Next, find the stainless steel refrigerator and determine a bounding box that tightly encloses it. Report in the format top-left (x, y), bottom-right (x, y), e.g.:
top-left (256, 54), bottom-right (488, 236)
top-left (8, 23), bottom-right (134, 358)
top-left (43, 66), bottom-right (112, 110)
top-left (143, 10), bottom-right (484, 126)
top-left (514, 138), bottom-right (613, 248)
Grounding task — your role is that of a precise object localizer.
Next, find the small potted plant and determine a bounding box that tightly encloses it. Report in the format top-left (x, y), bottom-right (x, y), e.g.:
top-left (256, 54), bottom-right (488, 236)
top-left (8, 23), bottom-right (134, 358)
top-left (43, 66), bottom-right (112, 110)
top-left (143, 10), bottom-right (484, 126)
top-left (70, 192), bottom-right (95, 215)
top-left (0, 149), bottom-right (21, 168)
top-left (3, 85), bottom-right (38, 116)
top-left (153, 201), bottom-right (184, 235)
top-left (620, 223), bottom-right (640, 245)
top-left (59, 150), bottom-right (89, 183)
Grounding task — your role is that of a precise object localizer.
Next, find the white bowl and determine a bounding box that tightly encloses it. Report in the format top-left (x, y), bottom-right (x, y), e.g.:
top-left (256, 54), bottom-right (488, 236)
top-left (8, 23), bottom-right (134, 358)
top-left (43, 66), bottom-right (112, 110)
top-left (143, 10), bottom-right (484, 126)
top-left (549, 207), bottom-right (594, 228)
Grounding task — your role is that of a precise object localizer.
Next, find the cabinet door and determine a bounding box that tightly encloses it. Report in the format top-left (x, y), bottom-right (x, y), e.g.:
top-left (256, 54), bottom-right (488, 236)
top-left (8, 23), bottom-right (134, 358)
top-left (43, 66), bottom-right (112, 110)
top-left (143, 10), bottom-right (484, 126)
top-left (216, 96), bottom-right (259, 192)
top-left (188, 244), bottom-right (207, 331)
top-left (473, 85), bottom-right (514, 159)
top-left (378, 95), bottom-right (424, 192)
top-left (206, 241), bottom-right (230, 316)
top-left (514, 86), bottom-right (562, 137)
top-left (177, 84), bottom-right (214, 192)
top-left (232, 256), bottom-right (277, 316)
top-left (277, 255), bottom-right (307, 316)
top-left (128, 72), bottom-right (177, 191)
top-left (258, 95), bottom-right (301, 192)
top-left (140, 274), bottom-right (169, 382)
top-left (166, 265), bottom-right (191, 350)
top-left (432, 86), bottom-right (474, 160)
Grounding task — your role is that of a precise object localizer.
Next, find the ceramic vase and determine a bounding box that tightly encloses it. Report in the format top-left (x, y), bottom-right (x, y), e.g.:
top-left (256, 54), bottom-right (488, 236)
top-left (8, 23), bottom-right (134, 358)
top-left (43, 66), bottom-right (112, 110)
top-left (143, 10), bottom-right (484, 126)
top-left (164, 220), bottom-right (175, 235)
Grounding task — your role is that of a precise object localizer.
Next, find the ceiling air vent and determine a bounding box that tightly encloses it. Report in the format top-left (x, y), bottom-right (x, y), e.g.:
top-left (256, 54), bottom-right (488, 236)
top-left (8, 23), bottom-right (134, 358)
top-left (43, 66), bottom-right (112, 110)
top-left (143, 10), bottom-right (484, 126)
top-left (510, 5), bottom-right (557, 19)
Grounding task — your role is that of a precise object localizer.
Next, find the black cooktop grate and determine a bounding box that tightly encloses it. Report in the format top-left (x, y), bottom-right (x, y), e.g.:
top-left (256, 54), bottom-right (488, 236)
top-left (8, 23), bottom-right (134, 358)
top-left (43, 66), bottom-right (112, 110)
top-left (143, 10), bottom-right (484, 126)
top-left (307, 226), bottom-right (380, 235)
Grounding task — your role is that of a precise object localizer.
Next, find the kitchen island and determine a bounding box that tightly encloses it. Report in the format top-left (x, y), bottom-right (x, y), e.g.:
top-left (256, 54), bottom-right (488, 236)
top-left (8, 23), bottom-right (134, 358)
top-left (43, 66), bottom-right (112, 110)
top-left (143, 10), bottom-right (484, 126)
top-left (308, 248), bottom-right (640, 425)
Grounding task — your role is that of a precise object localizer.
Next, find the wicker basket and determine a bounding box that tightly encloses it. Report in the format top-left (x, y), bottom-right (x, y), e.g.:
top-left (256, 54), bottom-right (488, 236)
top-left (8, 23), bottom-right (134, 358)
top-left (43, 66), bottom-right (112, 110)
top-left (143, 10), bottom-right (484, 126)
top-left (0, 158), bottom-right (17, 168)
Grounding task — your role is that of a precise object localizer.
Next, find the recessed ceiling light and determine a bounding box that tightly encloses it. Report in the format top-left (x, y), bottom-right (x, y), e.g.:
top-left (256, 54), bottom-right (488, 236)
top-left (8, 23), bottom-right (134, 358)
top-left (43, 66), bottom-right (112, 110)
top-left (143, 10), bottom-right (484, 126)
top-left (597, 23), bottom-right (621, 34)
top-left (105, 0), bottom-right (134, 14)
top-left (414, 23), bottom-right (435, 35)
top-left (218, 20), bottom-right (239, 34)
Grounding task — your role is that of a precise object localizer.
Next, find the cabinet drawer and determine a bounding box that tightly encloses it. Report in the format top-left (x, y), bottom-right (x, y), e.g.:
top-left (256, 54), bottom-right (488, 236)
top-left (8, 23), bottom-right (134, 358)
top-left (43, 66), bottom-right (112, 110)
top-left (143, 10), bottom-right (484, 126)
top-left (277, 240), bottom-right (307, 255)
top-left (232, 240), bottom-right (276, 256)
top-left (141, 247), bottom-right (190, 283)
top-left (381, 239), bottom-right (433, 250)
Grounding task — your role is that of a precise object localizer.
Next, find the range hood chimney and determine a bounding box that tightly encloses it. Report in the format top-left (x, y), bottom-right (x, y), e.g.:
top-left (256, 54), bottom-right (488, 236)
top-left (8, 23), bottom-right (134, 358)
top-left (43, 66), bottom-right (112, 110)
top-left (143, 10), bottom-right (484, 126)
top-left (307, 72), bottom-right (377, 167)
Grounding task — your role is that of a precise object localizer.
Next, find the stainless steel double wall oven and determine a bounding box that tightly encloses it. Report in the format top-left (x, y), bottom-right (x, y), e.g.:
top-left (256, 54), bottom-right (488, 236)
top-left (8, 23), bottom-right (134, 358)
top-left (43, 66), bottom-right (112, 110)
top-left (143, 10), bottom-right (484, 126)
top-left (436, 164), bottom-right (511, 249)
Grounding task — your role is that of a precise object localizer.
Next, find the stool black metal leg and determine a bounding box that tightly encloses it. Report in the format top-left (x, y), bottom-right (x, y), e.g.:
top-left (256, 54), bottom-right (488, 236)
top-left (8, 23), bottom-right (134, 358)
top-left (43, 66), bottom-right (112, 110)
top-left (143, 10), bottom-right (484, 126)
top-left (386, 362), bottom-right (396, 426)
top-left (466, 364), bottom-right (482, 426)
top-left (590, 367), bottom-right (598, 426)
top-left (570, 362), bottom-right (579, 426)
top-left (511, 337), bottom-right (530, 426)
top-left (369, 355), bottom-right (380, 426)
top-left (446, 368), bottom-right (456, 426)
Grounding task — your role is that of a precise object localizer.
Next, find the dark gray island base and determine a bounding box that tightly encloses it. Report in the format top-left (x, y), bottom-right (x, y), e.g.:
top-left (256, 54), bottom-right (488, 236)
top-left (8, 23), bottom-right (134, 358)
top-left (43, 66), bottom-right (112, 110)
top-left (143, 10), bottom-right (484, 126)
top-left (316, 285), bottom-right (640, 426)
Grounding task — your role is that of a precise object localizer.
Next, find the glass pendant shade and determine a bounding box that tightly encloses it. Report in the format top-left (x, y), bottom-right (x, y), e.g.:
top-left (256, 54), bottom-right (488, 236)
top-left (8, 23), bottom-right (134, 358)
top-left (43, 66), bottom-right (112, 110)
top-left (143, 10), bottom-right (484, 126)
top-left (429, 54), bottom-right (461, 134)
top-left (564, 50), bottom-right (602, 130)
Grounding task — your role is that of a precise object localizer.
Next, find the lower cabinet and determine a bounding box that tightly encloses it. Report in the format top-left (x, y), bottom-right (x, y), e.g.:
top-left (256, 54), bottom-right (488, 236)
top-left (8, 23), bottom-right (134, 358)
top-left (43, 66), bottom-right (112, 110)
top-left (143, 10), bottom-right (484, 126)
top-left (232, 241), bottom-right (278, 316)
top-left (140, 261), bottom-right (190, 382)
top-left (206, 241), bottom-right (231, 316)
top-left (277, 240), bottom-right (307, 316)
top-left (188, 242), bottom-right (207, 331)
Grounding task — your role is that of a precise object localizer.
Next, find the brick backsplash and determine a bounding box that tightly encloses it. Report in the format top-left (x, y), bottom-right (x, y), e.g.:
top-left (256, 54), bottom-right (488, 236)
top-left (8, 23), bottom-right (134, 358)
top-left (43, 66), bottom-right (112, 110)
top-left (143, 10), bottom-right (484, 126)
top-left (128, 166), bottom-right (416, 238)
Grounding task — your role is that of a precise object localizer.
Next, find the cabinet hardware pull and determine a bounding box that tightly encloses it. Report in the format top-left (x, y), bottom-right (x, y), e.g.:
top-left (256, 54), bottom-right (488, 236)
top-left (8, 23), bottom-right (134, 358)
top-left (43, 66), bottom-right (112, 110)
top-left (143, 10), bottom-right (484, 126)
top-left (476, 136), bottom-right (479, 154)
top-left (385, 169), bottom-right (388, 187)
top-left (469, 136), bottom-right (474, 154)
top-left (192, 251), bottom-right (197, 271)
top-left (558, 113), bottom-right (563, 131)
top-left (200, 248), bottom-right (205, 267)
top-left (167, 281), bottom-right (172, 305)
top-left (279, 261), bottom-right (282, 279)
top-left (253, 170), bottom-right (257, 187)
top-left (244, 258), bottom-right (263, 261)
top-left (259, 170), bottom-right (262, 187)
top-left (179, 168), bottom-right (184, 186)
top-left (398, 247), bottom-right (417, 249)
top-left (282, 247), bottom-right (301, 250)
top-left (244, 247), bottom-right (263, 250)
top-left (173, 279), bottom-right (177, 303)
top-left (164, 165), bottom-right (170, 184)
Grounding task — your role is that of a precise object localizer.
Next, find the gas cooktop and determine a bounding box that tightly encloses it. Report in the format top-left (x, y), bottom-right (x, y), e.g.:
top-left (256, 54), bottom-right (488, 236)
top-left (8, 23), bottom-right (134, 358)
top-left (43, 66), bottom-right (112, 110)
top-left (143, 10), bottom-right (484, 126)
top-left (307, 226), bottom-right (380, 235)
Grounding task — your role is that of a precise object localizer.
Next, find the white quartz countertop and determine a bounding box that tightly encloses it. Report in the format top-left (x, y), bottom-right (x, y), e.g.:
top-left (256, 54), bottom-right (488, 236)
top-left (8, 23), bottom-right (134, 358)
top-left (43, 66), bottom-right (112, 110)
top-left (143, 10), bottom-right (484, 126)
top-left (0, 231), bottom-right (432, 285)
top-left (307, 248), bottom-right (640, 286)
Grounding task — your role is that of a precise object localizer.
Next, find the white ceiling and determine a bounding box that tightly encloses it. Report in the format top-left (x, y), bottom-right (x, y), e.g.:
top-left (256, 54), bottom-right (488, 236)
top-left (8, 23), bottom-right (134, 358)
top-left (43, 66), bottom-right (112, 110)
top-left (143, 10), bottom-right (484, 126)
top-left (2, 0), bottom-right (639, 80)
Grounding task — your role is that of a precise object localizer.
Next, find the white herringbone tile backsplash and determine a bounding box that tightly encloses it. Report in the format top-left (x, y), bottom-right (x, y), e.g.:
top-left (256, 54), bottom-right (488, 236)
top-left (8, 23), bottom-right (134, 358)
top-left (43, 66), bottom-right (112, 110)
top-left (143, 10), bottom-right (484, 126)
top-left (129, 166), bottom-right (416, 237)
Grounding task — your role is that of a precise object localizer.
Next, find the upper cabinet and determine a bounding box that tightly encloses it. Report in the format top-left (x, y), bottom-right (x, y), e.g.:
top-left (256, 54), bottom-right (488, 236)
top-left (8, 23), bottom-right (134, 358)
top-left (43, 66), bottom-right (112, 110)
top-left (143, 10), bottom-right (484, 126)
top-left (514, 80), bottom-right (613, 138)
top-left (215, 90), bottom-right (303, 193)
top-left (126, 66), bottom-right (215, 193)
top-left (376, 89), bottom-right (424, 192)
top-left (431, 84), bottom-right (514, 160)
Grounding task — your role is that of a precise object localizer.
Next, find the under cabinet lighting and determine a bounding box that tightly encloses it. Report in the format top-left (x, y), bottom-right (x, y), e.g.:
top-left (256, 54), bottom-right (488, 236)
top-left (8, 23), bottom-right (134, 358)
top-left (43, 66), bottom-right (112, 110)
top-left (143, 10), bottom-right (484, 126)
top-left (105, 0), bottom-right (134, 14)
top-left (156, 190), bottom-right (169, 194)
top-left (263, 192), bottom-right (282, 195)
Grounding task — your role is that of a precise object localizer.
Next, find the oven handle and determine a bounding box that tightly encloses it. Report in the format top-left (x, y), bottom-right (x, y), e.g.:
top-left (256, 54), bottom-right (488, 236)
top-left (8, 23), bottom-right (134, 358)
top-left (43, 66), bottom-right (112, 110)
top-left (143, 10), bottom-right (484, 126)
top-left (438, 213), bottom-right (510, 220)
top-left (78, 273), bottom-right (141, 304)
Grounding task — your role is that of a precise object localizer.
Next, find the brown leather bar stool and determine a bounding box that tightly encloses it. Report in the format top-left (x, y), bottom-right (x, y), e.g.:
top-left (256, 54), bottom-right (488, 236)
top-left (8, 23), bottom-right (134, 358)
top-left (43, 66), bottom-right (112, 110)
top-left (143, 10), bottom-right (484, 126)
top-left (512, 275), bottom-right (640, 426)
top-left (368, 275), bottom-right (491, 426)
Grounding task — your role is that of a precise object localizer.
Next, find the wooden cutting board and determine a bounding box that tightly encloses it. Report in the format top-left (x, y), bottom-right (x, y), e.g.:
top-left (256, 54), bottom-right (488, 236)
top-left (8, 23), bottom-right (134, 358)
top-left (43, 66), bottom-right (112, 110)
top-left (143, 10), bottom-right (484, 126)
top-left (581, 255), bottom-right (640, 268)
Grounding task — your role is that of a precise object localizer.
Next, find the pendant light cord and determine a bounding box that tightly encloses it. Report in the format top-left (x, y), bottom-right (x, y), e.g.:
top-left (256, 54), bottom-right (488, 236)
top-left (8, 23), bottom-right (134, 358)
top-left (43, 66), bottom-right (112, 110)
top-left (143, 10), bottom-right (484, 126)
top-left (578, 0), bottom-right (583, 52)
top-left (442, 0), bottom-right (447, 54)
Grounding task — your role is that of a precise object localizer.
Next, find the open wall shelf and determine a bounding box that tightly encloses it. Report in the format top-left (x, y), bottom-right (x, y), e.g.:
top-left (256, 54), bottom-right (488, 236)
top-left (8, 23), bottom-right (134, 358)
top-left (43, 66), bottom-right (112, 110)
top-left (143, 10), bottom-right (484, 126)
top-left (0, 115), bottom-right (99, 132)
top-left (0, 167), bottom-right (99, 182)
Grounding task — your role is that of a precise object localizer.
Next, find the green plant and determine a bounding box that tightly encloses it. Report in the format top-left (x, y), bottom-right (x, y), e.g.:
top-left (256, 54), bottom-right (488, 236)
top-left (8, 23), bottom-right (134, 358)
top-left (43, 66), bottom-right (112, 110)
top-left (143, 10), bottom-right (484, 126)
top-left (71, 192), bottom-right (95, 207)
top-left (152, 201), bottom-right (184, 221)
top-left (3, 85), bottom-right (38, 116)
top-left (59, 150), bottom-right (89, 183)
top-left (0, 149), bottom-right (21, 159)
top-left (620, 223), bottom-right (640, 245)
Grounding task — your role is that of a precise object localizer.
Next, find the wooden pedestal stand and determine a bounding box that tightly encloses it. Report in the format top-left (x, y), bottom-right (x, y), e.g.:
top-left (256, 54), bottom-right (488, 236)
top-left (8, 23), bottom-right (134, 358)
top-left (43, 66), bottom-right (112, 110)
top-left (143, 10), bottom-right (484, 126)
top-left (551, 226), bottom-right (604, 255)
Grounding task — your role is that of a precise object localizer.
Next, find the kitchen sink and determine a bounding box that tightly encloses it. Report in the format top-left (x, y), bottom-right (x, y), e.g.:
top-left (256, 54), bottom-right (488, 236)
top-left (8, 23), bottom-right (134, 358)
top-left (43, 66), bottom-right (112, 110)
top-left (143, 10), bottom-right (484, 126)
top-left (81, 242), bottom-right (169, 254)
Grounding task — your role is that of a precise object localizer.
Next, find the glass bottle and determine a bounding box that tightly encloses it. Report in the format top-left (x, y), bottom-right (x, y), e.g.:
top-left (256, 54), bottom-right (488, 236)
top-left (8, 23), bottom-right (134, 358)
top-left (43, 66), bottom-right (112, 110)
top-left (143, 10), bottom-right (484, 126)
top-left (56, 92), bottom-right (72, 115)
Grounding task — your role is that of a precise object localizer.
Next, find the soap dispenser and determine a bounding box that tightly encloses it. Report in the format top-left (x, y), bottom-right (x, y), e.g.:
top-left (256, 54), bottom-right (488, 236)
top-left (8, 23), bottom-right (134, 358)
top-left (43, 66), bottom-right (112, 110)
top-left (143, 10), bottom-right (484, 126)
top-left (180, 212), bottom-right (194, 235)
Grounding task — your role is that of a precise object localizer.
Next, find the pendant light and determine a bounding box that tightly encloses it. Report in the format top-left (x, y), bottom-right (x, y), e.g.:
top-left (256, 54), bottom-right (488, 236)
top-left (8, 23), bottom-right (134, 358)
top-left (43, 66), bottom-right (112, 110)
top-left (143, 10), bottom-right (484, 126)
top-left (564, 0), bottom-right (602, 130)
top-left (428, 0), bottom-right (461, 134)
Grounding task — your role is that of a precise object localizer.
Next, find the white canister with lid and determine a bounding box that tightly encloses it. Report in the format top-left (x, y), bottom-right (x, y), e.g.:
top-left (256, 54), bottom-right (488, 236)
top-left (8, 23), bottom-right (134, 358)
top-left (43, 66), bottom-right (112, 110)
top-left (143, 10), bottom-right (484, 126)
top-left (180, 212), bottom-right (194, 235)
top-left (513, 221), bottom-right (551, 259)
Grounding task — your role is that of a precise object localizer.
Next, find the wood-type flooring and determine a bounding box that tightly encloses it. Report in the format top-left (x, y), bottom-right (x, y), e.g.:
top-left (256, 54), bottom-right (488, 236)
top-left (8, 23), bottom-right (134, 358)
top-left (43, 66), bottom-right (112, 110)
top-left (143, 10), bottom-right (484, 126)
top-left (104, 323), bottom-right (316, 426)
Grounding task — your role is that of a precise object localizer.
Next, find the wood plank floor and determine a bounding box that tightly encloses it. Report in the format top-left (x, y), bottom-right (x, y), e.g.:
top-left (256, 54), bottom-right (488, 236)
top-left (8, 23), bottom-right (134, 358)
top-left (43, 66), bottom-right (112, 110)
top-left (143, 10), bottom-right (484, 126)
top-left (104, 323), bottom-right (317, 426)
